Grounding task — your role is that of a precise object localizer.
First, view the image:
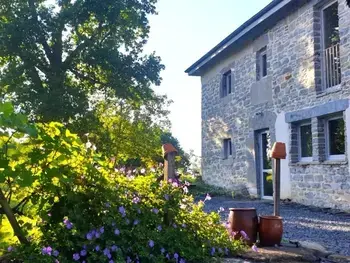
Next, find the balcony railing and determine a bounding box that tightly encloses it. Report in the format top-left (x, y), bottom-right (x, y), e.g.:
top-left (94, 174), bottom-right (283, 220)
top-left (324, 43), bottom-right (341, 89)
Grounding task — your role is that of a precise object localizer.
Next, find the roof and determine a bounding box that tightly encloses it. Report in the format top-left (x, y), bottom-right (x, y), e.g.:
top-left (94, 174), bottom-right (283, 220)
top-left (185, 0), bottom-right (309, 76)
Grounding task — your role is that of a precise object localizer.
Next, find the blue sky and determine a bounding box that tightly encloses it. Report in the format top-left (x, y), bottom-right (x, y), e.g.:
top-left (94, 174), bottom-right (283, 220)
top-left (145, 0), bottom-right (272, 156)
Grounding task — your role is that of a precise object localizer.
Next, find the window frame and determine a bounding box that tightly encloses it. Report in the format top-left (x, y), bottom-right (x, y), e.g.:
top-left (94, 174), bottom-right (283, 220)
top-left (222, 70), bottom-right (232, 97)
top-left (223, 138), bottom-right (232, 159)
top-left (320, 0), bottom-right (341, 90)
top-left (257, 47), bottom-right (267, 80)
top-left (325, 115), bottom-right (345, 161)
top-left (298, 122), bottom-right (313, 162)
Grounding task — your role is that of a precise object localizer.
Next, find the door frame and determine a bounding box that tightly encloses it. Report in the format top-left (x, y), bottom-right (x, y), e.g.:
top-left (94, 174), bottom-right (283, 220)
top-left (257, 129), bottom-right (273, 200)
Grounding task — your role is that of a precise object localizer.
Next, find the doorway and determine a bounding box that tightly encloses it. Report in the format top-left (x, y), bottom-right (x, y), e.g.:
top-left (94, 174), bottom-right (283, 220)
top-left (257, 130), bottom-right (273, 199)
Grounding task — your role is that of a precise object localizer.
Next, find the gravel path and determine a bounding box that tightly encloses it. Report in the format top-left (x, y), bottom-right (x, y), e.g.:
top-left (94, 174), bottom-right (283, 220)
top-left (203, 197), bottom-right (350, 256)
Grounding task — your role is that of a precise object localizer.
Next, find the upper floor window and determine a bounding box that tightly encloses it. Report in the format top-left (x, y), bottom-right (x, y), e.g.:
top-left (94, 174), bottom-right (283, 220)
top-left (221, 70), bottom-right (232, 97)
top-left (256, 47), bottom-right (267, 80)
top-left (298, 122), bottom-right (312, 162)
top-left (223, 138), bottom-right (232, 159)
top-left (326, 116), bottom-right (345, 160)
top-left (322, 1), bottom-right (341, 89)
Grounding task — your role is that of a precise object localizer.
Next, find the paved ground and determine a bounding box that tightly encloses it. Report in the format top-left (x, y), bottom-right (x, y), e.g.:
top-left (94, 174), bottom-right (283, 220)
top-left (203, 197), bottom-right (350, 257)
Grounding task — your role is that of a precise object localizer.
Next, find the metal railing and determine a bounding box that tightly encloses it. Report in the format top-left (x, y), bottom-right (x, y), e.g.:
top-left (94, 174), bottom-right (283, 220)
top-left (324, 43), bottom-right (341, 89)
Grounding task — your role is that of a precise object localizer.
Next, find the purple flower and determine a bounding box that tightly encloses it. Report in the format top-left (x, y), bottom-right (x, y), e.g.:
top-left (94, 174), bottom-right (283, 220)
top-left (127, 256), bottom-right (132, 263)
top-left (103, 248), bottom-right (110, 256)
top-left (99, 226), bottom-right (104, 234)
top-left (252, 244), bottom-right (258, 252)
top-left (160, 248), bottom-right (165, 254)
top-left (95, 245), bottom-right (100, 251)
top-left (164, 194), bottom-right (169, 200)
top-left (73, 253), bottom-right (80, 261)
top-left (119, 206), bottom-right (126, 217)
top-left (172, 182), bottom-right (179, 187)
top-left (105, 202), bottom-right (111, 208)
top-left (182, 223), bottom-right (187, 228)
top-left (240, 230), bottom-right (249, 240)
top-left (111, 245), bottom-right (118, 251)
top-left (86, 232), bottom-right (93, 240)
top-left (80, 250), bottom-right (87, 256)
top-left (133, 219), bottom-right (140, 225)
top-left (210, 247), bottom-right (215, 256)
top-left (63, 219), bottom-right (73, 229)
top-left (157, 225), bottom-right (162, 231)
top-left (174, 253), bottom-right (179, 259)
top-left (95, 232), bottom-right (101, 238)
top-left (7, 246), bottom-right (13, 252)
top-left (165, 253), bottom-right (170, 260)
top-left (42, 246), bottom-right (52, 256)
top-left (148, 240), bottom-right (154, 248)
top-left (132, 196), bottom-right (140, 204)
top-left (173, 223), bottom-right (177, 228)
top-left (114, 228), bottom-right (120, 235)
top-left (109, 261), bottom-right (114, 263)
top-left (204, 193), bottom-right (211, 202)
top-left (53, 250), bottom-right (59, 257)
top-left (152, 208), bottom-right (159, 214)
top-left (180, 259), bottom-right (186, 263)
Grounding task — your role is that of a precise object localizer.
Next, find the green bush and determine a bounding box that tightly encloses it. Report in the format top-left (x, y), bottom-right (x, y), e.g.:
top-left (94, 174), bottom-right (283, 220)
top-left (7, 174), bottom-right (243, 262)
top-left (0, 102), bottom-right (244, 262)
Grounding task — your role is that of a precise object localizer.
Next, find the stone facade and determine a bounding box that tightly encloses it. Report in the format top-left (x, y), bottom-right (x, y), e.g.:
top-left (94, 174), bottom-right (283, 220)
top-left (199, 0), bottom-right (350, 210)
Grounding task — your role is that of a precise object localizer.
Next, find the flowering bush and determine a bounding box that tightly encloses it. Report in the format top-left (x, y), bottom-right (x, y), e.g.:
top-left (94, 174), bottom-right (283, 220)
top-left (9, 174), bottom-right (243, 262)
top-left (0, 102), bottom-right (244, 262)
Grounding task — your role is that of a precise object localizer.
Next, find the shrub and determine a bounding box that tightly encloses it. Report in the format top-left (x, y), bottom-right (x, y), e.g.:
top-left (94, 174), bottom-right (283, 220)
top-left (0, 102), bottom-right (244, 262)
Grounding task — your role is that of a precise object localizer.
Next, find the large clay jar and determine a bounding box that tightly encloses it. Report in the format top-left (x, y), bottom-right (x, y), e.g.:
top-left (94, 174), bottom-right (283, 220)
top-left (229, 208), bottom-right (258, 245)
top-left (259, 215), bottom-right (283, 246)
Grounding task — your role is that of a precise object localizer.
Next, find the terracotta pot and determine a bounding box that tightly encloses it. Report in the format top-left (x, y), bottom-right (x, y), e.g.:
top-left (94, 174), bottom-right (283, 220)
top-left (229, 208), bottom-right (258, 245)
top-left (258, 215), bottom-right (283, 246)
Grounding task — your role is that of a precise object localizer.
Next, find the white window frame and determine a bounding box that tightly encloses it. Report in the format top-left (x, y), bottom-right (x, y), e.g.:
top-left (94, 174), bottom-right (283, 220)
top-left (223, 138), bottom-right (232, 159)
top-left (257, 47), bottom-right (267, 80)
top-left (325, 115), bottom-right (345, 161)
top-left (320, 0), bottom-right (341, 91)
top-left (298, 122), bottom-right (313, 162)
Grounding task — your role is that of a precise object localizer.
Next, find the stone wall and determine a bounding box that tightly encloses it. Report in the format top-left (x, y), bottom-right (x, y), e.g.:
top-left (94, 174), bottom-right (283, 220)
top-left (200, 0), bottom-right (350, 210)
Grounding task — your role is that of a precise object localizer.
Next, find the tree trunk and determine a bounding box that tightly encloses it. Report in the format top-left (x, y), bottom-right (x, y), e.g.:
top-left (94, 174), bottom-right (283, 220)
top-left (0, 189), bottom-right (28, 244)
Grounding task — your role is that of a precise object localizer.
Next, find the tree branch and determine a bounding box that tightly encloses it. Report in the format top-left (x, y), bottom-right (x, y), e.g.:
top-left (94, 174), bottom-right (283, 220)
top-left (27, 0), bottom-right (54, 65)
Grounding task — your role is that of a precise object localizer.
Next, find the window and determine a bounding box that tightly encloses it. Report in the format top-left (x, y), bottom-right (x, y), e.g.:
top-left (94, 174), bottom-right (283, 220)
top-left (326, 116), bottom-right (345, 160)
top-left (321, 1), bottom-right (341, 89)
top-left (221, 70), bottom-right (232, 97)
top-left (298, 123), bottom-right (312, 162)
top-left (223, 138), bottom-right (232, 159)
top-left (257, 47), bottom-right (267, 80)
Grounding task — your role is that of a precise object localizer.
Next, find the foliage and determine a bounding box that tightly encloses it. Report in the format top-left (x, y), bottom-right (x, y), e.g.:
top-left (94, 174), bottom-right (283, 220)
top-left (0, 0), bottom-right (164, 122)
top-left (0, 102), bottom-right (244, 262)
top-left (180, 175), bottom-right (231, 199)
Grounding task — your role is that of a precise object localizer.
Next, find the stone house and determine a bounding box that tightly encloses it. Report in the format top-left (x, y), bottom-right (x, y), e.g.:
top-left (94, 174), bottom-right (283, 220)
top-left (186, 0), bottom-right (350, 210)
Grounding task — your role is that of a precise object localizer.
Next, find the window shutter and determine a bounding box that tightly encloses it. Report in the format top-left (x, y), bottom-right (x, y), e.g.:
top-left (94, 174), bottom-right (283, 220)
top-left (221, 140), bottom-right (226, 159)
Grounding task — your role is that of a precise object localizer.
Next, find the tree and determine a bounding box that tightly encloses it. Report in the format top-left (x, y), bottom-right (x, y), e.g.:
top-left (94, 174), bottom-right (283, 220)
top-left (0, 0), bottom-right (163, 122)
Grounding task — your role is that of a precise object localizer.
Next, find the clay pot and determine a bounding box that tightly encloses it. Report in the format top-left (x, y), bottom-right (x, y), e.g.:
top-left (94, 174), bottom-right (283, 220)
top-left (258, 215), bottom-right (283, 246)
top-left (229, 208), bottom-right (258, 245)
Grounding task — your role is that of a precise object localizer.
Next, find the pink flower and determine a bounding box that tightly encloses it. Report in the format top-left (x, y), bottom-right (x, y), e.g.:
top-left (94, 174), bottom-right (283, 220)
top-left (204, 193), bottom-right (211, 202)
top-left (240, 230), bottom-right (249, 240)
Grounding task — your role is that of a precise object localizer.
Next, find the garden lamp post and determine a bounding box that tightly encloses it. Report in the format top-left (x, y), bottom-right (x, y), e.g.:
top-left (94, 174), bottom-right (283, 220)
top-left (270, 142), bottom-right (286, 216)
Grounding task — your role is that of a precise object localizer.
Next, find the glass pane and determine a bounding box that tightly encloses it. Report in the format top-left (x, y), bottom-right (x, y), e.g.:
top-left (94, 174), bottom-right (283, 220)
top-left (263, 171), bottom-right (273, 197)
top-left (300, 124), bottom-right (312, 157)
top-left (228, 75), bottom-right (232, 94)
top-left (323, 2), bottom-right (339, 48)
top-left (262, 133), bottom-right (272, 169)
top-left (329, 118), bottom-right (345, 155)
top-left (262, 54), bottom-right (267, 77)
top-left (228, 140), bottom-right (232, 156)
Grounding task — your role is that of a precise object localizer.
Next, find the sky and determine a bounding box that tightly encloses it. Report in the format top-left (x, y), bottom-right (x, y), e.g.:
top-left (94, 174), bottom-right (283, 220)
top-left (144, 0), bottom-right (272, 156)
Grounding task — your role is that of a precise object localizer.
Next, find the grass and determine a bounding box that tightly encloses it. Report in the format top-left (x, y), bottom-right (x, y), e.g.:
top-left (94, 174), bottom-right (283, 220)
top-left (180, 174), bottom-right (233, 198)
